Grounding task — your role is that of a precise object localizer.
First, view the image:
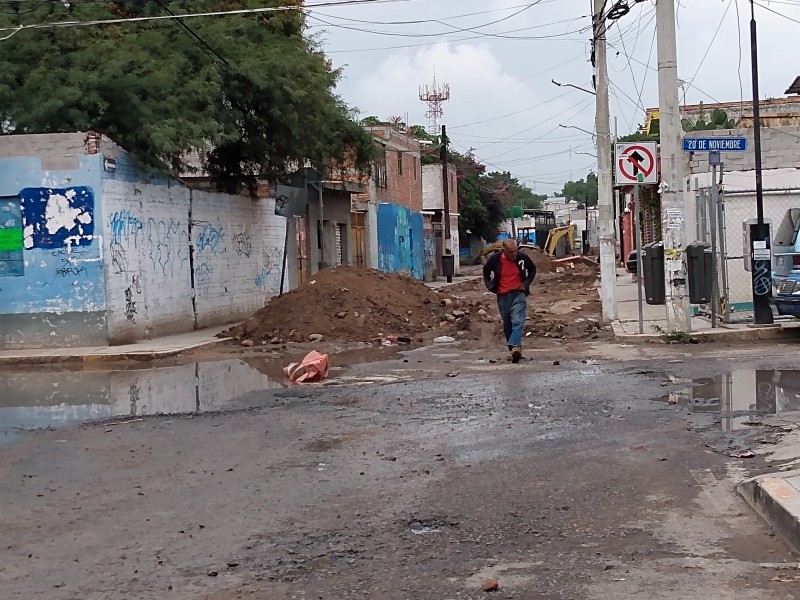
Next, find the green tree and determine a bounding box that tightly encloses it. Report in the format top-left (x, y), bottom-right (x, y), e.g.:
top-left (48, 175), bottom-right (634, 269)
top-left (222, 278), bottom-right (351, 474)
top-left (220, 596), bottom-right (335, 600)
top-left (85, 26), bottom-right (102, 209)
top-left (0, 0), bottom-right (375, 193)
top-left (560, 172), bottom-right (598, 206)
top-left (450, 151), bottom-right (507, 242)
top-left (483, 171), bottom-right (546, 210)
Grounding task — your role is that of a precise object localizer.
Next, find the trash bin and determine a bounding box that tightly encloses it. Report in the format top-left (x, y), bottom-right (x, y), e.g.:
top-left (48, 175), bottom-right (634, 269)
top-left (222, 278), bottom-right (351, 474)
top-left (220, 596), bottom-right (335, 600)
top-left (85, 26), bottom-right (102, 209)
top-left (686, 241), bottom-right (713, 304)
top-left (441, 253), bottom-right (455, 283)
top-left (642, 242), bottom-right (666, 305)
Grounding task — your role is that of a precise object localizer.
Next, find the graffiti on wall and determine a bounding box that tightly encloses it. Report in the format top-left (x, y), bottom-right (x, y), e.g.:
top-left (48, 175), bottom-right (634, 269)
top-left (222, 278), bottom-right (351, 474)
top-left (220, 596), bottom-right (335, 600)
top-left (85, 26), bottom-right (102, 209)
top-left (196, 223), bottom-right (225, 255)
top-left (195, 262), bottom-right (212, 296)
top-left (147, 218), bottom-right (189, 277)
top-left (254, 244), bottom-right (283, 289)
top-left (234, 232), bottom-right (252, 258)
top-left (0, 198), bottom-right (24, 277)
top-left (20, 187), bottom-right (94, 249)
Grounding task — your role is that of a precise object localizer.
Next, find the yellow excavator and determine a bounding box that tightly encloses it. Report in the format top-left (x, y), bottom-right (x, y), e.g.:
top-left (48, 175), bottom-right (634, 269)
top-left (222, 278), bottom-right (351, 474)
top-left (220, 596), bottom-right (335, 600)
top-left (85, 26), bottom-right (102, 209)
top-left (479, 223), bottom-right (576, 261)
top-left (541, 224), bottom-right (576, 259)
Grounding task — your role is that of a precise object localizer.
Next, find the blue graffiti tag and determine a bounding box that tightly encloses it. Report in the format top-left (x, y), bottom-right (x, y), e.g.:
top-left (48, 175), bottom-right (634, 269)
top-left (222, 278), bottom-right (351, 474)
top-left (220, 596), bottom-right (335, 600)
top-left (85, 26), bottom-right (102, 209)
top-left (255, 266), bottom-right (272, 288)
top-left (109, 210), bottom-right (143, 248)
top-left (147, 218), bottom-right (188, 276)
top-left (196, 223), bottom-right (225, 255)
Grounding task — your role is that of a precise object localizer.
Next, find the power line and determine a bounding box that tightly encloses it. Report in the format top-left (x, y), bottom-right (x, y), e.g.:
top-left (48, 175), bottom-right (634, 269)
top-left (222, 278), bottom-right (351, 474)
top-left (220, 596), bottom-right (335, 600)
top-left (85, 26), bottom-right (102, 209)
top-left (753, 1), bottom-right (800, 24)
top-left (447, 90), bottom-right (573, 129)
top-left (0, 0), bottom-right (422, 39)
top-left (684, 0), bottom-right (733, 98)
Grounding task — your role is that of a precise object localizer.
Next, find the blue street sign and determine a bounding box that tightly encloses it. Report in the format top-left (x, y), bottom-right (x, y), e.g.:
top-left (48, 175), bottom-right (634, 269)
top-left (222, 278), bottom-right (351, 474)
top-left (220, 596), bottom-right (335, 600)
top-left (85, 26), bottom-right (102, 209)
top-left (683, 137), bottom-right (748, 152)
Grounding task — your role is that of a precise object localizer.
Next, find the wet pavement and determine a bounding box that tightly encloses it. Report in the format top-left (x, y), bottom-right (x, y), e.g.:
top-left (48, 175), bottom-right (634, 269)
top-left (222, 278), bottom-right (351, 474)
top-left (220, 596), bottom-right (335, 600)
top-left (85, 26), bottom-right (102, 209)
top-left (3, 343), bottom-right (800, 598)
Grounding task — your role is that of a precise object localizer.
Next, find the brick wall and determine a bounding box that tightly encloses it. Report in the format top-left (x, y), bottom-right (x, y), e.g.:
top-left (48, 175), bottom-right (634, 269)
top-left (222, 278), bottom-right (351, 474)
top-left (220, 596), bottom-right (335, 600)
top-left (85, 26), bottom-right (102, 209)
top-left (367, 127), bottom-right (423, 211)
top-left (102, 179), bottom-right (287, 343)
top-left (102, 179), bottom-right (194, 342)
top-left (191, 191), bottom-right (286, 328)
top-left (685, 127), bottom-right (800, 174)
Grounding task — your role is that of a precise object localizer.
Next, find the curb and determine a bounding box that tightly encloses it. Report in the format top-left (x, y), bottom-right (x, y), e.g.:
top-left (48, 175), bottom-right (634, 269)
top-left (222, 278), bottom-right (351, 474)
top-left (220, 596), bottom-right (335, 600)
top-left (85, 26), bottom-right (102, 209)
top-left (738, 472), bottom-right (800, 554)
top-left (611, 320), bottom-right (800, 342)
top-left (0, 337), bottom-right (231, 366)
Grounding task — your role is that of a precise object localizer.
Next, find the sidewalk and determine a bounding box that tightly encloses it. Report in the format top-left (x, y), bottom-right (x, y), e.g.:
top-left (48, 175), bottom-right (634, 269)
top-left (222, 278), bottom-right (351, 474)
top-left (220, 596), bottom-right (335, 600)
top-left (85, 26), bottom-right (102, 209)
top-left (0, 327), bottom-right (232, 365)
top-left (611, 269), bottom-right (800, 342)
top-left (739, 414), bottom-right (800, 554)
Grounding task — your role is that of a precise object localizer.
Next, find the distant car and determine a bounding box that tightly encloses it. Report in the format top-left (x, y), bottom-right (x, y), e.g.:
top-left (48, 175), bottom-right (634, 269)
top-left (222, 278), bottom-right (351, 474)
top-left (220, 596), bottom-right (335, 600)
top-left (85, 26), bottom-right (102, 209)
top-left (626, 250), bottom-right (638, 274)
top-left (772, 272), bottom-right (800, 317)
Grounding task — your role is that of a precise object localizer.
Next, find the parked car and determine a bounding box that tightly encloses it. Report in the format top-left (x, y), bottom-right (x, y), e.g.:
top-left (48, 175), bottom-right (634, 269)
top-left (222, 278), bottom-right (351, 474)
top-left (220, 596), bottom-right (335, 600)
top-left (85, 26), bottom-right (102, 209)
top-left (772, 273), bottom-right (800, 317)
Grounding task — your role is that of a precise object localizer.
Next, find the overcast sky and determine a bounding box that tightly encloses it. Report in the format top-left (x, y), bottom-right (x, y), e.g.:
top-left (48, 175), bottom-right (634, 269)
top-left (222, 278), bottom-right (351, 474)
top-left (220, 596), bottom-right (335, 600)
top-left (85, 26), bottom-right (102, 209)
top-left (306, 0), bottom-right (800, 196)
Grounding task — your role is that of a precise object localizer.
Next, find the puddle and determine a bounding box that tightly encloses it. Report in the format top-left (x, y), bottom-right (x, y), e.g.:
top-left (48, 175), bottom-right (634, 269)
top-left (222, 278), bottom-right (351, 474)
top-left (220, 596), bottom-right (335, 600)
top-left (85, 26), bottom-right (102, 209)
top-left (0, 346), bottom-right (407, 442)
top-left (0, 359), bottom-right (282, 440)
top-left (663, 369), bottom-right (800, 430)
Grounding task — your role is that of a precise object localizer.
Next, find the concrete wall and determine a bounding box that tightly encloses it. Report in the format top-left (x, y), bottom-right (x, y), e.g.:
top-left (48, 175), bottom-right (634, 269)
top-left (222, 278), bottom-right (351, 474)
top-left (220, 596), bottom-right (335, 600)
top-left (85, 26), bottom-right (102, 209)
top-left (377, 203), bottom-right (424, 280)
top-left (191, 191), bottom-right (285, 329)
top-left (421, 163), bottom-right (458, 213)
top-left (684, 127), bottom-right (800, 174)
top-left (0, 132), bottom-right (288, 349)
top-left (0, 135), bottom-right (109, 349)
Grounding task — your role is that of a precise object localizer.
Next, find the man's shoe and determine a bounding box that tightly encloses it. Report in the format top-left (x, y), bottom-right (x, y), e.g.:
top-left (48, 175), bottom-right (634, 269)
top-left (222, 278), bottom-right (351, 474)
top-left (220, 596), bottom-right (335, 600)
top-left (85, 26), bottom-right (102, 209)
top-left (511, 347), bottom-right (522, 363)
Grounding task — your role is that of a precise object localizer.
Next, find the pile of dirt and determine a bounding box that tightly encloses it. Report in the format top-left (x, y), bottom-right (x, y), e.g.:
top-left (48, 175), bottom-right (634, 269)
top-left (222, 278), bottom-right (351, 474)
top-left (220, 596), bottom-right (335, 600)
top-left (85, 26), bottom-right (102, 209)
top-left (519, 247), bottom-right (556, 273)
top-left (222, 267), bottom-right (460, 343)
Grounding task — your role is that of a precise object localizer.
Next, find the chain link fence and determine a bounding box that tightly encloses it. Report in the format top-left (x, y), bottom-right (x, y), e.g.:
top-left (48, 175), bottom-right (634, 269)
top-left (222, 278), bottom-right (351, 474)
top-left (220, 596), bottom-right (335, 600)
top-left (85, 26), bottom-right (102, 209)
top-left (694, 184), bottom-right (800, 323)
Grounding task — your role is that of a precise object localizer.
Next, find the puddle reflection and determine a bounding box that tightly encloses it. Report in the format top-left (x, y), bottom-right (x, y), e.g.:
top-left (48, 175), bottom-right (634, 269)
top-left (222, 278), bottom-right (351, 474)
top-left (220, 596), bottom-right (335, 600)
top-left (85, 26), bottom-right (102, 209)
top-left (666, 370), bottom-right (800, 431)
top-left (0, 359), bottom-right (281, 437)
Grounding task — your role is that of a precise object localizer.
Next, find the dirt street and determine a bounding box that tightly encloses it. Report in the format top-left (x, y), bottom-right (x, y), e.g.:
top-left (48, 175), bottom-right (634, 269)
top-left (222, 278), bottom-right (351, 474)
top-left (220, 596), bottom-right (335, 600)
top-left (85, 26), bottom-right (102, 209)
top-left (3, 340), bottom-right (800, 599)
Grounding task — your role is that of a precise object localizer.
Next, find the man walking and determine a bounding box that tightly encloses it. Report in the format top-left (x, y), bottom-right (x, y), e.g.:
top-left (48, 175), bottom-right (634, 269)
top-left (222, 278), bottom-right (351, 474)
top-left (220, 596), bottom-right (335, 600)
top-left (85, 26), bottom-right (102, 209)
top-left (482, 239), bottom-right (536, 363)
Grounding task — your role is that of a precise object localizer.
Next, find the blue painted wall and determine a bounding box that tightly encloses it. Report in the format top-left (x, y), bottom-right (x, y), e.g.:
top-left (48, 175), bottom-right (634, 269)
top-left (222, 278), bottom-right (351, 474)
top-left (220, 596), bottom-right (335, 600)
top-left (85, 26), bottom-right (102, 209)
top-left (377, 203), bottom-right (424, 280)
top-left (0, 155), bottom-right (107, 314)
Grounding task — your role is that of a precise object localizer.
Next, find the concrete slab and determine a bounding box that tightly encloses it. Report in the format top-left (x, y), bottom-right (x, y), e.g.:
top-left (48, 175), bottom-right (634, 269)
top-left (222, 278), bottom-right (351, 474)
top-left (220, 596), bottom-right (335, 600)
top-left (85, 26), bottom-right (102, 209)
top-left (611, 268), bottom-right (800, 342)
top-left (739, 471), bottom-right (800, 554)
top-left (0, 326), bottom-right (234, 365)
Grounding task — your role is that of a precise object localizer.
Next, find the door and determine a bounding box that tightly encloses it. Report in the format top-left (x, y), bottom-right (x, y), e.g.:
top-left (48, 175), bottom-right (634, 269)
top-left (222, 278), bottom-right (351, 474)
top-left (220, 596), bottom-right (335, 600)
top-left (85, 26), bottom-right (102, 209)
top-left (295, 215), bottom-right (309, 285)
top-left (350, 212), bottom-right (367, 269)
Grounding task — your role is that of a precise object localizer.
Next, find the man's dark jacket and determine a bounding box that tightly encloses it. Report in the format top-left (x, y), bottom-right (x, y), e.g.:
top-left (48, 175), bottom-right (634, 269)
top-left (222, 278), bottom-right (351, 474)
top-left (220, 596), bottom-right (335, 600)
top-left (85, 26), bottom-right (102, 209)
top-left (482, 251), bottom-right (537, 296)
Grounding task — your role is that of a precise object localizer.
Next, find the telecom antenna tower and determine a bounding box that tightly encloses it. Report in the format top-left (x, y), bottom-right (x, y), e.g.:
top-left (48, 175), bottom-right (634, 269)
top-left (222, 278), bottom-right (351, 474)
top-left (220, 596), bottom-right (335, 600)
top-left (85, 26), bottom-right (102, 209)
top-left (419, 74), bottom-right (450, 135)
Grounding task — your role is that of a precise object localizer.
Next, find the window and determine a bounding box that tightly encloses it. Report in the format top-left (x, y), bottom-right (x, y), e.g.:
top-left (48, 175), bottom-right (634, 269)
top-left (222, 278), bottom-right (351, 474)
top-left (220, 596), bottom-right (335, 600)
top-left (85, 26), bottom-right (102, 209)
top-left (397, 151), bottom-right (403, 176)
top-left (414, 158), bottom-right (418, 181)
top-left (0, 197), bottom-right (24, 277)
top-left (375, 155), bottom-right (388, 189)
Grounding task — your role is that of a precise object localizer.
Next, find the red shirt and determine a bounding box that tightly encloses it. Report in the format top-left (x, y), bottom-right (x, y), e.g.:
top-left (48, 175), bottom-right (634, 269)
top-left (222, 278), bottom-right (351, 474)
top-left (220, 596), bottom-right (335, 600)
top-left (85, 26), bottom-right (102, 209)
top-left (497, 253), bottom-right (522, 294)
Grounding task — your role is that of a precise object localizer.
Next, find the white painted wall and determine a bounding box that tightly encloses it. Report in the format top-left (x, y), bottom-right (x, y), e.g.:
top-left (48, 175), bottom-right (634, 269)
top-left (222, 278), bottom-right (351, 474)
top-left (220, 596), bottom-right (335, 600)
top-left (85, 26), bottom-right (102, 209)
top-left (102, 180), bottom-right (193, 343)
top-left (191, 191), bottom-right (286, 329)
top-left (102, 180), bottom-right (287, 343)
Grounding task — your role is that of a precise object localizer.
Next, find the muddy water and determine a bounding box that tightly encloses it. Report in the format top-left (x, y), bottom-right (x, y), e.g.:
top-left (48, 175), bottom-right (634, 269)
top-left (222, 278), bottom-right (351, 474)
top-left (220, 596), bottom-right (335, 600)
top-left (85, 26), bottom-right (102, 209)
top-left (665, 369), bottom-right (800, 430)
top-left (0, 345), bottom-right (400, 441)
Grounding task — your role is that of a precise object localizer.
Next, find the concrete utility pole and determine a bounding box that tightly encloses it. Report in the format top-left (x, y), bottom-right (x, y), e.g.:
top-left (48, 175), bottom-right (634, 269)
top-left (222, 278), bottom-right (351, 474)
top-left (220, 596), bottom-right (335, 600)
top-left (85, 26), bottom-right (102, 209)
top-left (655, 0), bottom-right (690, 331)
top-left (593, 0), bottom-right (618, 321)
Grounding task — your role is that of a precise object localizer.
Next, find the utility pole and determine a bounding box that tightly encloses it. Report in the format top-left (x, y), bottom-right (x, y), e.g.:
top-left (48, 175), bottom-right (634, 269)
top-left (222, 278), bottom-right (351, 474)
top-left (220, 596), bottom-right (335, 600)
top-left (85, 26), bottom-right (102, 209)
top-left (441, 124), bottom-right (453, 283)
top-left (748, 1), bottom-right (774, 324)
top-left (593, 0), bottom-right (618, 321)
top-left (655, 0), bottom-right (690, 331)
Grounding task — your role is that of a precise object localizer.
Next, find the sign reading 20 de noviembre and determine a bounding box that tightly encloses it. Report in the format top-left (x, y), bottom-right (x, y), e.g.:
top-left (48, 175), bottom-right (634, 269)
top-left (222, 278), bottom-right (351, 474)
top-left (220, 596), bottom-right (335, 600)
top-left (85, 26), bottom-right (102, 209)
top-left (683, 137), bottom-right (748, 152)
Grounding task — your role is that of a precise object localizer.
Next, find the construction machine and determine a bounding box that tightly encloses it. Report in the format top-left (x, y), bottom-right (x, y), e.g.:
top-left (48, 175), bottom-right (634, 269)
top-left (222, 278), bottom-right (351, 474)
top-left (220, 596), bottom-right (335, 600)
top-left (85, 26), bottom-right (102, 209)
top-left (542, 224), bottom-right (577, 259)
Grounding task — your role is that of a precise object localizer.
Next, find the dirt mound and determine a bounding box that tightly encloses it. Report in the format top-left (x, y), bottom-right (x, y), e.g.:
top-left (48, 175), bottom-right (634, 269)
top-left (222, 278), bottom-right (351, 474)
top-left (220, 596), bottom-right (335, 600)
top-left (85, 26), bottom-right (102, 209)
top-left (222, 267), bottom-right (456, 343)
top-left (519, 247), bottom-right (556, 273)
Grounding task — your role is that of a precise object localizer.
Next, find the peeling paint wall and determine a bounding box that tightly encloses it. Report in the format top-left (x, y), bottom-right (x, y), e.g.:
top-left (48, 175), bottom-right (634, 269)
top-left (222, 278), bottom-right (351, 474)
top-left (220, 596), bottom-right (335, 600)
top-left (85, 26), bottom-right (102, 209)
top-left (0, 151), bottom-right (108, 349)
top-left (0, 133), bottom-right (289, 349)
top-left (376, 203), bottom-right (424, 280)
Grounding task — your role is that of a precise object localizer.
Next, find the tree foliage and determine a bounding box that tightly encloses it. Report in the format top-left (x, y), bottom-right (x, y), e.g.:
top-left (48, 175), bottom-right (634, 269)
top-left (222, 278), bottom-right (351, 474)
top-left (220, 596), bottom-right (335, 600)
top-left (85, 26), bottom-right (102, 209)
top-left (482, 171), bottom-right (545, 210)
top-left (451, 151), bottom-right (507, 242)
top-left (560, 172), bottom-right (598, 206)
top-left (0, 0), bottom-right (375, 193)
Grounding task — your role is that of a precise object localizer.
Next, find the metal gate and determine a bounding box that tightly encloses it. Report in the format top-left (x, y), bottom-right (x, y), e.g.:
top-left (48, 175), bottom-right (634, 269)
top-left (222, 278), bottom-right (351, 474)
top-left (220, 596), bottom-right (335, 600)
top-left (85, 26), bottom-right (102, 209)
top-left (351, 212), bottom-right (367, 269)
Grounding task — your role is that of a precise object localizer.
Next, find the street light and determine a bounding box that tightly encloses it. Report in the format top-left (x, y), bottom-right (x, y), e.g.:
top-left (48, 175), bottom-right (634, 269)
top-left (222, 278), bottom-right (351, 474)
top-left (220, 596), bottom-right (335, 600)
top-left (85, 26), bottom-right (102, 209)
top-left (551, 79), bottom-right (596, 96)
top-left (559, 124), bottom-right (596, 138)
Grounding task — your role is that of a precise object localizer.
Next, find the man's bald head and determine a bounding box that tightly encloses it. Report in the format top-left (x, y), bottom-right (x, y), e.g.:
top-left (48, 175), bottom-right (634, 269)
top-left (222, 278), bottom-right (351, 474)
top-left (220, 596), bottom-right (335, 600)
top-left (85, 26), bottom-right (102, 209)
top-left (502, 238), bottom-right (518, 259)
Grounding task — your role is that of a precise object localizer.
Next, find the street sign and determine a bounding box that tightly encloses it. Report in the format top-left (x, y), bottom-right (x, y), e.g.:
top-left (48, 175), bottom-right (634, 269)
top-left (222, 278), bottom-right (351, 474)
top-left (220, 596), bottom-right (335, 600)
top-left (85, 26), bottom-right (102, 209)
top-left (615, 142), bottom-right (658, 185)
top-left (682, 137), bottom-right (748, 152)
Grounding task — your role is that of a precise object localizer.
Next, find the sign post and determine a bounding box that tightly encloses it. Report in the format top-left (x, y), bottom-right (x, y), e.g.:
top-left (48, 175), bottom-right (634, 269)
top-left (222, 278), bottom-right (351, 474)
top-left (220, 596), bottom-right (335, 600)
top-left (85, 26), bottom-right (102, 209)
top-left (682, 136), bottom-right (767, 324)
top-left (616, 142), bottom-right (658, 333)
